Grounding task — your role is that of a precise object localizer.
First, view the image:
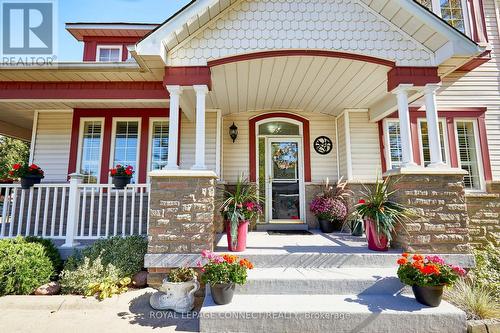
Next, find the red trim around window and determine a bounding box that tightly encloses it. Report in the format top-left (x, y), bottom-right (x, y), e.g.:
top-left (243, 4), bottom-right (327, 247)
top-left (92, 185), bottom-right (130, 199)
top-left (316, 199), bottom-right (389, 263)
top-left (67, 108), bottom-right (177, 184)
top-left (379, 108), bottom-right (492, 182)
top-left (83, 36), bottom-right (141, 61)
top-left (249, 113), bottom-right (311, 183)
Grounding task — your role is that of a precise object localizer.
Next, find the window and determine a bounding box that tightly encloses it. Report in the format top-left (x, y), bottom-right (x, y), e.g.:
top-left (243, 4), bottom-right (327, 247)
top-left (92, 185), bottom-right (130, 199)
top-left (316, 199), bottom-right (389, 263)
top-left (258, 121), bottom-right (300, 136)
top-left (455, 120), bottom-right (483, 190)
top-left (384, 120), bottom-right (403, 170)
top-left (149, 120), bottom-right (169, 171)
top-left (418, 119), bottom-right (448, 166)
top-left (97, 46), bottom-right (122, 62)
top-left (111, 120), bottom-right (140, 183)
top-left (416, 0), bottom-right (468, 33)
top-left (78, 119), bottom-right (104, 184)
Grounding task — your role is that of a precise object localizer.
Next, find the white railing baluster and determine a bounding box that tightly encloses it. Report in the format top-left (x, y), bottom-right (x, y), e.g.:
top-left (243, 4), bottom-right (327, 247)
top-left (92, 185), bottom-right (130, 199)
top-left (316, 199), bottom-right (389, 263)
top-left (139, 186), bottom-right (144, 235)
top-left (105, 188), bottom-right (111, 238)
top-left (62, 174), bottom-right (83, 248)
top-left (17, 189), bottom-right (26, 236)
top-left (113, 190), bottom-right (119, 236)
top-left (34, 187), bottom-right (42, 236)
top-left (1, 186), bottom-right (10, 237)
top-left (80, 187), bottom-right (87, 237)
top-left (25, 188), bottom-right (34, 236)
top-left (42, 187), bottom-right (50, 237)
top-left (59, 187), bottom-right (66, 237)
top-left (50, 187), bottom-right (58, 237)
top-left (122, 188), bottom-right (127, 236)
top-left (88, 187), bottom-right (95, 237)
top-left (97, 187), bottom-right (103, 238)
top-left (130, 187), bottom-right (136, 235)
top-left (8, 188), bottom-right (18, 237)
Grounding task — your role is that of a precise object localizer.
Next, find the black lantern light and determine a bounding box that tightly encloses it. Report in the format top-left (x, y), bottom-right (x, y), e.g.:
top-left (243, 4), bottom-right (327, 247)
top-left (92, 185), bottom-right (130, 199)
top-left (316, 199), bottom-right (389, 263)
top-left (229, 122), bottom-right (238, 143)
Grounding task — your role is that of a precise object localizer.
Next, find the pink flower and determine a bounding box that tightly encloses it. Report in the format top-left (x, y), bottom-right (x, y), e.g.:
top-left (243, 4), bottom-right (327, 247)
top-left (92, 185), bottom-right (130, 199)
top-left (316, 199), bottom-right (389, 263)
top-left (196, 261), bottom-right (203, 268)
top-left (426, 255), bottom-right (446, 265)
top-left (213, 256), bottom-right (224, 264)
top-left (201, 250), bottom-right (211, 258)
top-left (451, 265), bottom-right (467, 277)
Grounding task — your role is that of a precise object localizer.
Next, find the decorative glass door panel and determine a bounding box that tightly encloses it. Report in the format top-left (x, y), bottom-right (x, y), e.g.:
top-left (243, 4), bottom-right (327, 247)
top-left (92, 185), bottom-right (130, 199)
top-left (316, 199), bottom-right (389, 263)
top-left (266, 139), bottom-right (303, 222)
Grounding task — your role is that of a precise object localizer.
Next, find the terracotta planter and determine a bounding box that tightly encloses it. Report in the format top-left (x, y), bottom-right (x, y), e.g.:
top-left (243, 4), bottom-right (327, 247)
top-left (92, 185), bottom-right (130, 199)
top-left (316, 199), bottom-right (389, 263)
top-left (20, 175), bottom-right (42, 190)
top-left (412, 285), bottom-right (444, 307)
top-left (210, 283), bottom-right (235, 305)
top-left (226, 220), bottom-right (249, 252)
top-left (364, 218), bottom-right (388, 251)
top-left (112, 176), bottom-right (131, 190)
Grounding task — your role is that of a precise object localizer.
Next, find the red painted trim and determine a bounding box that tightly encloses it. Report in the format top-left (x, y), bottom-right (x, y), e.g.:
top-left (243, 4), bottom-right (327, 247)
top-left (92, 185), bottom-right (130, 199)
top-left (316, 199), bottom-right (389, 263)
top-left (446, 117), bottom-right (459, 168)
top-left (457, 50), bottom-right (491, 72)
top-left (387, 67), bottom-right (441, 92)
top-left (164, 67), bottom-right (212, 89)
top-left (208, 50), bottom-right (396, 68)
top-left (83, 41), bottom-right (97, 62)
top-left (248, 113), bottom-right (311, 183)
top-left (378, 121), bottom-right (387, 173)
top-left (0, 82), bottom-right (168, 100)
top-left (410, 116), bottom-right (421, 165)
top-left (67, 108), bottom-right (172, 183)
top-left (82, 36), bottom-right (142, 62)
top-left (478, 115), bottom-right (493, 181)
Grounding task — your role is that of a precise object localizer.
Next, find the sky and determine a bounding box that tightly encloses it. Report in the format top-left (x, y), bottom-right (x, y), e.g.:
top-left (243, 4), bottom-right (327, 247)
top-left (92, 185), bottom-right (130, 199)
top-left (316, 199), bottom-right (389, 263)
top-left (58, 0), bottom-right (192, 61)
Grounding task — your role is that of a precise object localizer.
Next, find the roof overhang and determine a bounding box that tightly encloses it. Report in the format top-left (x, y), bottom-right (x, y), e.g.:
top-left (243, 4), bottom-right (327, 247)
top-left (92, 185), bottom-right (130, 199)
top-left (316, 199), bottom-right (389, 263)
top-left (66, 23), bottom-right (159, 41)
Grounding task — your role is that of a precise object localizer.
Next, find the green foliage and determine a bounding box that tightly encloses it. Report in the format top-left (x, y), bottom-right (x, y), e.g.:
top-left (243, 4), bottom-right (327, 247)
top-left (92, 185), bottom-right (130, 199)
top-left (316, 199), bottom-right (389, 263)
top-left (472, 243), bottom-right (500, 297)
top-left (200, 252), bottom-right (253, 286)
top-left (445, 278), bottom-right (500, 320)
top-left (25, 236), bottom-right (63, 275)
top-left (355, 177), bottom-right (414, 241)
top-left (0, 237), bottom-right (54, 295)
top-left (168, 267), bottom-right (197, 283)
top-left (0, 136), bottom-right (29, 180)
top-left (87, 276), bottom-right (131, 301)
top-left (397, 262), bottom-right (460, 287)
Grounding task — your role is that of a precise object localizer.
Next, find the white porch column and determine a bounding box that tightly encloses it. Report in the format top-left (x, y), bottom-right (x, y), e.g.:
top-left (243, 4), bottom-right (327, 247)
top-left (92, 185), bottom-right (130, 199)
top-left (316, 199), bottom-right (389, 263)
top-left (393, 84), bottom-right (417, 168)
top-left (424, 83), bottom-right (446, 168)
top-left (166, 85), bottom-right (182, 170)
top-left (192, 85), bottom-right (208, 170)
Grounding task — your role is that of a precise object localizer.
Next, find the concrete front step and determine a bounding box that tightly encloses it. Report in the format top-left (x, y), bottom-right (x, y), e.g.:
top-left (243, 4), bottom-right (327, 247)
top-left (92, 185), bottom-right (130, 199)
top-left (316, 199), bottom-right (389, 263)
top-left (239, 267), bottom-right (406, 295)
top-left (199, 292), bottom-right (467, 333)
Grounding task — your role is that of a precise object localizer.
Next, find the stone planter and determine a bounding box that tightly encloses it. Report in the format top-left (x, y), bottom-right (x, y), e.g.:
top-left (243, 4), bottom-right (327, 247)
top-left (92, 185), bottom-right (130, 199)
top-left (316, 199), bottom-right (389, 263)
top-left (210, 283), bottom-right (235, 305)
top-left (20, 175), bottom-right (42, 190)
top-left (226, 220), bottom-right (249, 252)
top-left (412, 285), bottom-right (444, 307)
top-left (112, 176), bottom-right (131, 190)
top-left (364, 218), bottom-right (388, 251)
top-left (149, 278), bottom-right (200, 313)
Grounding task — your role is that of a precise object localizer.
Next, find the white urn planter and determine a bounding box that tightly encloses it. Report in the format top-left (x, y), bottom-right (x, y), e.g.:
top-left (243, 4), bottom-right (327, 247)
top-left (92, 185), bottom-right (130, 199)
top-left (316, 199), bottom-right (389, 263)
top-left (150, 278), bottom-right (200, 313)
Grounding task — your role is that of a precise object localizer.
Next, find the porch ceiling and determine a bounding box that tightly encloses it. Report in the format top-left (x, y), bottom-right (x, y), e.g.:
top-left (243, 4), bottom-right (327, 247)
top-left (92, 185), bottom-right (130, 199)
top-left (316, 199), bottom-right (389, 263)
top-left (194, 55), bottom-right (390, 116)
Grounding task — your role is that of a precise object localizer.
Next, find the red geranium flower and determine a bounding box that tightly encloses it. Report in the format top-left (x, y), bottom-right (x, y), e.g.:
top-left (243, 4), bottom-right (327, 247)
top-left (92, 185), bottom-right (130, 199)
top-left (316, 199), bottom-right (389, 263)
top-left (358, 199), bottom-right (366, 204)
top-left (12, 164), bottom-right (21, 170)
top-left (29, 164), bottom-right (38, 169)
top-left (110, 169), bottom-right (117, 176)
top-left (125, 170), bottom-right (132, 176)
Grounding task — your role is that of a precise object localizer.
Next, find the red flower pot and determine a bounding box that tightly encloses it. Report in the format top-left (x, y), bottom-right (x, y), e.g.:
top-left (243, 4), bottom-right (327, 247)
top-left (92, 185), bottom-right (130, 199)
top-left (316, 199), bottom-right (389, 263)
top-left (225, 220), bottom-right (249, 252)
top-left (364, 218), bottom-right (388, 252)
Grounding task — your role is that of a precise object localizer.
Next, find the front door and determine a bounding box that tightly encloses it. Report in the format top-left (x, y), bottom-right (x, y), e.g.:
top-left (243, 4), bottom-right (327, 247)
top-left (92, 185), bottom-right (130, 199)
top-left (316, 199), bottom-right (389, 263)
top-left (265, 138), bottom-right (304, 224)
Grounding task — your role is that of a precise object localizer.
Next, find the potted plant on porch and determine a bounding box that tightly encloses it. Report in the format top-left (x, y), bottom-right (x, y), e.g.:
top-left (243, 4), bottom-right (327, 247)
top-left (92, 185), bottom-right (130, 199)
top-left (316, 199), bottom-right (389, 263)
top-left (220, 175), bottom-right (262, 252)
top-left (9, 163), bottom-right (44, 189)
top-left (355, 177), bottom-right (414, 251)
top-left (397, 253), bottom-right (466, 307)
top-left (109, 165), bottom-right (134, 190)
top-left (309, 178), bottom-right (350, 233)
top-left (199, 250), bottom-right (253, 305)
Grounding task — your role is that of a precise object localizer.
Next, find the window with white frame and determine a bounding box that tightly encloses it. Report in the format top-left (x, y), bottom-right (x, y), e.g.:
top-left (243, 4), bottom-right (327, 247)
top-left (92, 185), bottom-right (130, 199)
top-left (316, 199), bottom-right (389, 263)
top-left (384, 120), bottom-right (403, 169)
top-left (97, 46), bottom-right (122, 62)
top-left (149, 120), bottom-right (169, 171)
top-left (416, 0), bottom-right (468, 33)
top-left (111, 120), bottom-right (140, 183)
top-left (455, 120), bottom-right (483, 190)
top-left (418, 119), bottom-right (448, 166)
top-left (78, 119), bottom-right (103, 184)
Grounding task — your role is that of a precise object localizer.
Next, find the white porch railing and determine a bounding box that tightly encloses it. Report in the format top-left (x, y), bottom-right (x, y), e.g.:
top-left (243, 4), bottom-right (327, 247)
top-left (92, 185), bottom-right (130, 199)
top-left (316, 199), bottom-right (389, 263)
top-left (0, 174), bottom-right (149, 247)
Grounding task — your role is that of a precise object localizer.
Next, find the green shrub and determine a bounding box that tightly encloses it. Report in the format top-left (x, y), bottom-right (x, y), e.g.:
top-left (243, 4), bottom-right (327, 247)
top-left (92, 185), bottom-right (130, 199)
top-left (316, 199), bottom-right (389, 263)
top-left (25, 236), bottom-right (63, 275)
top-left (0, 237), bottom-right (54, 295)
top-left (60, 256), bottom-right (130, 299)
top-left (472, 243), bottom-right (500, 298)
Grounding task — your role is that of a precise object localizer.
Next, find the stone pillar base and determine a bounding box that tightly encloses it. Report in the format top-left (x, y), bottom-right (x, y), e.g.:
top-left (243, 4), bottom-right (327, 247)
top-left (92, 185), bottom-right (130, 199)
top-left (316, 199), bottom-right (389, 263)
top-left (385, 168), bottom-right (472, 254)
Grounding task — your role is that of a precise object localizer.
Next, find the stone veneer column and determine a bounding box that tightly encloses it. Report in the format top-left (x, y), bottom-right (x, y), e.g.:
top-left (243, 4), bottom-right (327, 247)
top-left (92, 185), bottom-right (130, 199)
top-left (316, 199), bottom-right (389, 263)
top-left (386, 169), bottom-right (472, 254)
top-left (147, 170), bottom-right (217, 255)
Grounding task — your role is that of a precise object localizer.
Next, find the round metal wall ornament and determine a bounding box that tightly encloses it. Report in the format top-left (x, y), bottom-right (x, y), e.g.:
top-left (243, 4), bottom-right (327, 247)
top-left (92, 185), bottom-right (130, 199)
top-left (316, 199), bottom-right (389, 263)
top-left (314, 136), bottom-right (333, 155)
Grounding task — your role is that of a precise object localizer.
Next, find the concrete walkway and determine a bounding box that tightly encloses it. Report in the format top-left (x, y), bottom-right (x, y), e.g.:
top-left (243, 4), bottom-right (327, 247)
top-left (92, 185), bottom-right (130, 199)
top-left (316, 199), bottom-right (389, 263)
top-left (0, 288), bottom-right (201, 333)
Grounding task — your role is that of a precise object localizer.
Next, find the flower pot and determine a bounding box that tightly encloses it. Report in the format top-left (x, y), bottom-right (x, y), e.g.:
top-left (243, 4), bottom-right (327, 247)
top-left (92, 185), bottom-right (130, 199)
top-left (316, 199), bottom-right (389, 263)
top-left (364, 218), bottom-right (388, 251)
top-left (318, 218), bottom-right (336, 233)
top-left (351, 219), bottom-right (364, 236)
top-left (412, 285), bottom-right (444, 307)
top-left (226, 220), bottom-right (249, 252)
top-left (150, 278), bottom-right (200, 313)
top-left (20, 175), bottom-right (42, 190)
top-left (112, 176), bottom-right (131, 190)
top-left (210, 283), bottom-right (235, 305)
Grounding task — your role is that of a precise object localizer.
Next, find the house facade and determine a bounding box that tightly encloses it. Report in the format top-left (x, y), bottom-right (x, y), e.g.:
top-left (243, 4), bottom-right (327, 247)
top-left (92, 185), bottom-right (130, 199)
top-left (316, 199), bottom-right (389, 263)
top-left (0, 0), bottom-right (498, 252)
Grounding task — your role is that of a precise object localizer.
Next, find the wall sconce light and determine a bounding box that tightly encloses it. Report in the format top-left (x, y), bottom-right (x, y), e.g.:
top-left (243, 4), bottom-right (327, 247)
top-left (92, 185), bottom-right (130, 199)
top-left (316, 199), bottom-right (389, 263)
top-left (229, 122), bottom-right (238, 143)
